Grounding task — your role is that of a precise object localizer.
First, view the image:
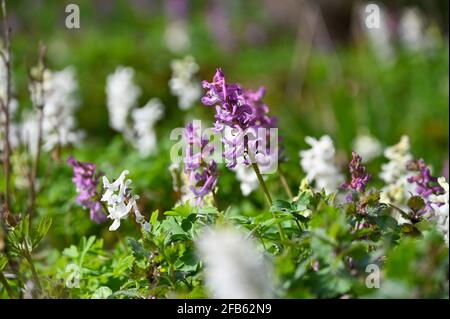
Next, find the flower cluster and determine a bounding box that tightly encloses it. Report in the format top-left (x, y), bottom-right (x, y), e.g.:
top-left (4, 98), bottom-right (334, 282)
top-left (430, 177), bottom-right (449, 245)
top-left (183, 122), bottom-right (218, 204)
top-left (201, 68), bottom-right (254, 132)
top-left (352, 133), bottom-right (382, 163)
top-left (24, 67), bottom-right (83, 155)
top-left (201, 68), bottom-right (278, 171)
top-left (67, 156), bottom-right (105, 223)
top-left (233, 164), bottom-right (260, 196)
top-left (105, 66), bottom-right (141, 132)
top-left (130, 98), bottom-right (164, 157)
top-left (342, 151), bottom-right (371, 194)
top-left (379, 135), bottom-right (415, 205)
top-left (168, 56), bottom-right (201, 110)
top-left (101, 170), bottom-right (150, 232)
top-left (105, 66), bottom-right (165, 157)
top-left (299, 135), bottom-right (344, 194)
top-left (407, 159), bottom-right (444, 210)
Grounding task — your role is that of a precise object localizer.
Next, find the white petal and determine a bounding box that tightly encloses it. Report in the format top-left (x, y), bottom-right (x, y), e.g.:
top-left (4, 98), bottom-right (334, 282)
top-left (109, 219), bottom-right (121, 231)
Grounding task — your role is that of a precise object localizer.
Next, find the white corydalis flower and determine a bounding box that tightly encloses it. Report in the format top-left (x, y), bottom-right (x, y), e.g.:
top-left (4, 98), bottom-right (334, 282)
top-left (399, 8), bottom-right (428, 52)
top-left (164, 20), bottom-right (190, 54)
top-left (101, 170), bottom-right (150, 232)
top-left (361, 2), bottom-right (395, 64)
top-left (196, 227), bottom-right (274, 299)
top-left (0, 47), bottom-right (10, 104)
top-left (233, 163), bottom-right (259, 196)
top-left (42, 67), bottom-right (83, 151)
top-left (26, 67), bottom-right (83, 153)
top-left (101, 170), bottom-right (132, 231)
top-left (169, 56), bottom-right (201, 110)
top-left (352, 134), bottom-right (382, 163)
top-left (379, 136), bottom-right (415, 205)
top-left (130, 98), bottom-right (164, 158)
top-left (429, 177), bottom-right (449, 245)
top-left (106, 66), bottom-right (141, 132)
top-left (0, 98), bottom-right (20, 153)
top-left (1, 49), bottom-right (21, 153)
top-left (379, 136), bottom-right (416, 224)
top-left (299, 135), bottom-right (344, 194)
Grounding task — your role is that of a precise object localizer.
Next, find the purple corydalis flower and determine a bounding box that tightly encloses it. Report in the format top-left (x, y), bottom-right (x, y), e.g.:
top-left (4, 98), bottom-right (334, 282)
top-left (201, 68), bottom-right (254, 132)
top-left (407, 159), bottom-right (444, 209)
top-left (183, 122), bottom-right (218, 203)
top-left (243, 87), bottom-right (277, 129)
top-left (342, 151), bottom-right (371, 195)
top-left (67, 156), bottom-right (106, 223)
top-left (201, 69), bottom-right (282, 169)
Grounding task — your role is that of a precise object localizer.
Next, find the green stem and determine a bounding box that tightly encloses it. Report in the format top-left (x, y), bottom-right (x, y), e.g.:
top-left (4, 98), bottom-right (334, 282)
top-left (212, 189), bottom-right (220, 210)
top-left (278, 165), bottom-right (294, 200)
top-left (24, 251), bottom-right (42, 293)
top-left (0, 271), bottom-right (16, 298)
top-left (251, 162), bottom-right (286, 242)
top-left (251, 162), bottom-right (272, 205)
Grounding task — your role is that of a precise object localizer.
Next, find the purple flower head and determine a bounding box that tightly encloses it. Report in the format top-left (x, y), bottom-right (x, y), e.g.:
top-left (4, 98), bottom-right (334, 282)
top-left (201, 69), bottom-right (282, 169)
top-left (407, 159), bottom-right (444, 210)
top-left (342, 151), bottom-right (371, 200)
top-left (201, 68), bottom-right (254, 132)
top-left (67, 156), bottom-right (106, 224)
top-left (244, 87), bottom-right (277, 129)
top-left (183, 122), bottom-right (219, 204)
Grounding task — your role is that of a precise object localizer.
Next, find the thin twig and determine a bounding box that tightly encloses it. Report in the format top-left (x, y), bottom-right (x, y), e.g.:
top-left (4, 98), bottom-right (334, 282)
top-left (1, 0), bottom-right (12, 211)
top-left (28, 42), bottom-right (47, 221)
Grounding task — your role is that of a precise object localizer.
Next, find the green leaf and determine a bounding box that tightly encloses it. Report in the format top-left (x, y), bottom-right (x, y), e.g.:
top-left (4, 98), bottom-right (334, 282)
top-left (31, 217), bottom-right (52, 249)
top-left (63, 245), bottom-right (79, 259)
top-left (165, 203), bottom-right (191, 218)
top-left (150, 210), bottom-right (159, 226)
top-left (270, 199), bottom-right (294, 213)
top-left (127, 238), bottom-right (149, 259)
top-left (407, 196), bottom-right (425, 213)
top-left (401, 223), bottom-right (421, 237)
top-left (0, 255), bottom-right (8, 272)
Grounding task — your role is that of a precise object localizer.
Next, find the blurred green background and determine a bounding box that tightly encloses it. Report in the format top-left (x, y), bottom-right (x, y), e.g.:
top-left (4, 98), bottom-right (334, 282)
top-left (2, 0), bottom-right (448, 247)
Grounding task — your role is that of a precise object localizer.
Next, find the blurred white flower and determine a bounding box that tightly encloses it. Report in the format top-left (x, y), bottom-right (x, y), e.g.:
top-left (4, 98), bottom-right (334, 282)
top-left (196, 227), bottom-right (274, 299)
top-left (0, 48), bottom-right (8, 104)
top-left (168, 162), bottom-right (197, 205)
top-left (352, 134), bottom-right (382, 163)
top-left (164, 20), bottom-right (190, 54)
top-left (299, 135), bottom-right (344, 194)
top-left (20, 111), bottom-right (40, 157)
top-left (233, 164), bottom-right (259, 196)
top-left (130, 98), bottom-right (165, 158)
top-left (361, 2), bottom-right (395, 64)
top-left (1, 49), bottom-right (20, 153)
top-left (379, 136), bottom-right (416, 223)
top-left (169, 56), bottom-right (201, 110)
top-left (106, 66), bottom-right (141, 132)
top-left (429, 177), bottom-right (449, 245)
top-left (0, 99), bottom-right (20, 153)
top-left (26, 67), bottom-right (83, 152)
top-left (399, 8), bottom-right (426, 52)
top-left (43, 67), bottom-right (83, 151)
